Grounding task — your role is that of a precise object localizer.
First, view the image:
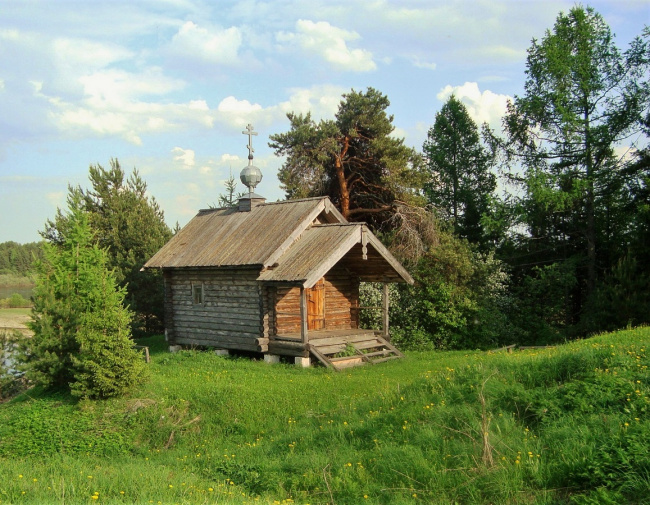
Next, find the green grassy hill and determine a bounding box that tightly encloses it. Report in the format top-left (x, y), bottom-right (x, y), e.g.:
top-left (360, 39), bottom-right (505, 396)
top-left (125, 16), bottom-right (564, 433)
top-left (0, 327), bottom-right (648, 504)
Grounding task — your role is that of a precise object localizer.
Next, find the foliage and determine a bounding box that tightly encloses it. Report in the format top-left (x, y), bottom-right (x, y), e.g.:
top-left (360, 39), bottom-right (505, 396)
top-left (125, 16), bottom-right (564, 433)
top-left (423, 95), bottom-right (497, 245)
top-left (212, 171), bottom-right (245, 208)
top-left (0, 327), bottom-right (648, 504)
top-left (270, 87), bottom-right (427, 230)
top-left (362, 231), bottom-right (514, 350)
top-left (0, 293), bottom-right (31, 309)
top-left (0, 241), bottom-right (43, 276)
top-left (42, 159), bottom-right (172, 335)
top-left (500, 6), bottom-right (650, 333)
top-left (579, 255), bottom-right (650, 335)
top-left (21, 194), bottom-right (147, 399)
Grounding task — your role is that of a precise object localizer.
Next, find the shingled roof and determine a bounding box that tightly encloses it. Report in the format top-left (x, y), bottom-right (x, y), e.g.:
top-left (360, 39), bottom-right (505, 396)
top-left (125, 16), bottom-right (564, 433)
top-left (144, 196), bottom-right (413, 286)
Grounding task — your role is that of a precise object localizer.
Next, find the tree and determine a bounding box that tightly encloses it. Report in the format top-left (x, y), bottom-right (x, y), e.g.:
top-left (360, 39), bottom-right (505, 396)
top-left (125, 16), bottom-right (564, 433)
top-left (22, 194), bottom-right (147, 398)
top-left (423, 95), bottom-right (496, 245)
top-left (211, 170), bottom-right (245, 209)
top-left (43, 160), bottom-right (172, 334)
top-left (269, 88), bottom-right (427, 231)
top-left (501, 6), bottom-right (650, 327)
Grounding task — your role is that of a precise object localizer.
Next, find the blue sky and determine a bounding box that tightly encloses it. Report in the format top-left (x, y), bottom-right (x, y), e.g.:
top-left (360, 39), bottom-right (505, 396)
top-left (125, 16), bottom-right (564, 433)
top-left (1, 0), bottom-right (648, 244)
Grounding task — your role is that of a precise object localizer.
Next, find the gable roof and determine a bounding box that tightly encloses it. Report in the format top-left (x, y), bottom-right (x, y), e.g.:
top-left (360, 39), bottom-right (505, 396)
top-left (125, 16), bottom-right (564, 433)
top-left (257, 223), bottom-right (413, 286)
top-left (144, 197), bottom-right (344, 269)
top-left (145, 196), bottom-right (413, 286)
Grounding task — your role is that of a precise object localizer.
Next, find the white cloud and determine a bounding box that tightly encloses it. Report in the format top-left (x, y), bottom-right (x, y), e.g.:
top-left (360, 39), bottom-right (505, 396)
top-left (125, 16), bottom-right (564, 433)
top-left (221, 153), bottom-right (241, 163)
top-left (0, 79), bottom-right (4, 91)
top-left (276, 20), bottom-right (376, 72)
top-left (410, 56), bottom-right (437, 70)
top-left (46, 66), bottom-right (215, 143)
top-left (614, 145), bottom-right (638, 164)
top-left (170, 21), bottom-right (242, 65)
top-left (437, 82), bottom-right (511, 133)
top-left (172, 147), bottom-right (196, 169)
top-left (212, 85), bottom-right (346, 130)
top-left (218, 96), bottom-right (263, 114)
top-left (52, 38), bottom-right (133, 72)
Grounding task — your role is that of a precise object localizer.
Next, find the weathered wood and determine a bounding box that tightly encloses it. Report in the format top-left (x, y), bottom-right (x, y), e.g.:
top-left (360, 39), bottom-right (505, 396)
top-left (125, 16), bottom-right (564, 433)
top-left (267, 341), bottom-right (309, 357)
top-left (174, 337), bottom-right (265, 352)
top-left (382, 282), bottom-right (389, 341)
top-left (300, 286), bottom-right (308, 344)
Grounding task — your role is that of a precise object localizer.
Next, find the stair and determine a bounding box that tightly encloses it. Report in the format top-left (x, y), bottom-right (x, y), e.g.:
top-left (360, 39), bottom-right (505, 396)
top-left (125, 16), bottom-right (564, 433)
top-left (309, 334), bottom-right (404, 370)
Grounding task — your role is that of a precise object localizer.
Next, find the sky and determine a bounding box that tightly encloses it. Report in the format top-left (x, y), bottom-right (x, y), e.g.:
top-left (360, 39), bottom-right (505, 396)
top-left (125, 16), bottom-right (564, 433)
top-left (1, 0), bottom-right (648, 244)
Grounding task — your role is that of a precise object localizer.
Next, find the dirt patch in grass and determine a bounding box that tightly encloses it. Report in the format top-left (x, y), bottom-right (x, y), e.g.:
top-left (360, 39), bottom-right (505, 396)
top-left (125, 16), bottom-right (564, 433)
top-left (0, 308), bottom-right (31, 335)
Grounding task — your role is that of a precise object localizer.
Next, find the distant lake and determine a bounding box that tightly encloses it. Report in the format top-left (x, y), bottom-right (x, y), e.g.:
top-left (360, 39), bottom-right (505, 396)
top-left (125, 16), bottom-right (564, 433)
top-left (0, 285), bottom-right (33, 300)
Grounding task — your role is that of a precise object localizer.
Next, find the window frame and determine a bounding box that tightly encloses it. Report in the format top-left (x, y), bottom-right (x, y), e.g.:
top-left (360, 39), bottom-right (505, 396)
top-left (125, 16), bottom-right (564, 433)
top-left (191, 282), bottom-right (204, 306)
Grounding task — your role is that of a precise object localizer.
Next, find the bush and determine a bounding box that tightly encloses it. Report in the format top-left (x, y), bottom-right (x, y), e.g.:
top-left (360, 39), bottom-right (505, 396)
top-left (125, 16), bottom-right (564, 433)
top-left (367, 231), bottom-right (515, 350)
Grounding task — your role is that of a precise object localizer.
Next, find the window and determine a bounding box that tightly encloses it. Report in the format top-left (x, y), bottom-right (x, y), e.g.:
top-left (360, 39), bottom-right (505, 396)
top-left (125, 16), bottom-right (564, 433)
top-left (192, 282), bottom-right (204, 305)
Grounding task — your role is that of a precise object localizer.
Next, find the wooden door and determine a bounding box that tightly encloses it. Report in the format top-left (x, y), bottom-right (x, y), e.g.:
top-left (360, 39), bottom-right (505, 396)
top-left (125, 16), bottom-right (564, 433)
top-left (306, 278), bottom-right (325, 330)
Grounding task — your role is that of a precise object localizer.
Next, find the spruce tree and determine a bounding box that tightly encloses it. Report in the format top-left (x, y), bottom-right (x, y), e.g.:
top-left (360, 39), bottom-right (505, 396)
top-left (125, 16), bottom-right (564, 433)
top-left (423, 95), bottom-right (496, 245)
top-left (24, 194), bottom-right (146, 398)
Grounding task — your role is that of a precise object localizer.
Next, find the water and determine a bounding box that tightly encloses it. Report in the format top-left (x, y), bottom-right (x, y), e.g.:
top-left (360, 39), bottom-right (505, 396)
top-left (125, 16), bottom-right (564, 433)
top-left (0, 286), bottom-right (33, 300)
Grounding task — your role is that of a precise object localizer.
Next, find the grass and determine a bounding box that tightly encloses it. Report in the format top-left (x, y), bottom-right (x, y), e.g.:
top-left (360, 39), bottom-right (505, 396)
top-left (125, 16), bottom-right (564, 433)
top-left (0, 327), bottom-right (648, 504)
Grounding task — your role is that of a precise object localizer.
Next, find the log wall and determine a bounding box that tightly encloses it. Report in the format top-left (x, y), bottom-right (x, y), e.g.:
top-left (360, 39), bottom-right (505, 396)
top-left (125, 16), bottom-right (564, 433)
top-left (165, 267), bottom-right (264, 351)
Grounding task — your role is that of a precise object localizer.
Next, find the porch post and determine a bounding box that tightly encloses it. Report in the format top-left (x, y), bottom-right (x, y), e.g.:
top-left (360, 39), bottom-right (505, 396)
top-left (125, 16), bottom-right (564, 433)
top-left (300, 285), bottom-right (309, 344)
top-left (382, 282), bottom-right (390, 341)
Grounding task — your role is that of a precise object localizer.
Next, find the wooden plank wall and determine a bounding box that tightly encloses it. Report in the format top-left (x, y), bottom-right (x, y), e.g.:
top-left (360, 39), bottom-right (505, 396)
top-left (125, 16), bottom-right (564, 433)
top-left (273, 264), bottom-right (360, 335)
top-left (325, 265), bottom-right (360, 330)
top-left (163, 270), bottom-right (175, 344)
top-left (168, 267), bottom-right (264, 351)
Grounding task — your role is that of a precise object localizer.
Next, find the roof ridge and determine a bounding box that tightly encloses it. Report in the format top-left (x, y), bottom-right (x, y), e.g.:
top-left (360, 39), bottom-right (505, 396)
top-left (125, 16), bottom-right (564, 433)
top-left (312, 222), bottom-right (363, 227)
top-left (262, 196), bottom-right (328, 206)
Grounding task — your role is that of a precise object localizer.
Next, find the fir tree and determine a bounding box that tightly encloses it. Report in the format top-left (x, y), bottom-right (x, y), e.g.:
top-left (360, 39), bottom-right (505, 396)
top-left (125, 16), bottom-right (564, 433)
top-left (23, 194), bottom-right (147, 398)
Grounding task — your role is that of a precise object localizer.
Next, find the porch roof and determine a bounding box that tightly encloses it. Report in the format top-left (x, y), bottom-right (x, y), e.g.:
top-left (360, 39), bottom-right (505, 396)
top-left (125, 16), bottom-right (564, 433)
top-left (257, 223), bottom-right (414, 287)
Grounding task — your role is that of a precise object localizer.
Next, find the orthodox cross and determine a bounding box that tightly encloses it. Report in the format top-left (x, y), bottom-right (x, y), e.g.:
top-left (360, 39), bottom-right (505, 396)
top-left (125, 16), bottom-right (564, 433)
top-left (242, 123), bottom-right (258, 164)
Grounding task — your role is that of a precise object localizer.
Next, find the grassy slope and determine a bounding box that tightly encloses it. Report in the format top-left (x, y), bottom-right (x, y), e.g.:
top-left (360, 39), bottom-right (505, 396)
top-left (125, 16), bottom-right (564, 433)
top-left (0, 327), bottom-right (648, 505)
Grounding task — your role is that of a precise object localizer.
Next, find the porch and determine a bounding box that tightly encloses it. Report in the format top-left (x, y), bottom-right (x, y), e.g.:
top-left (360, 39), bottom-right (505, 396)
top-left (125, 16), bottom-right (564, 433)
top-left (267, 328), bottom-right (403, 370)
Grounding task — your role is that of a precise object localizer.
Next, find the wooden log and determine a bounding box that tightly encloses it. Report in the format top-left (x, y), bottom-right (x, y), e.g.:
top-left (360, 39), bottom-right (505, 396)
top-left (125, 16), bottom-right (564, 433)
top-left (300, 286), bottom-right (308, 344)
top-left (382, 282), bottom-right (390, 341)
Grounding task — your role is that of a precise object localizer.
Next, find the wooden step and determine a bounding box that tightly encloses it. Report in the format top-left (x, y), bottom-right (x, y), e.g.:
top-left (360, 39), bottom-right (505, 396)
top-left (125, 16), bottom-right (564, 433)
top-left (359, 350), bottom-right (391, 358)
top-left (307, 334), bottom-right (404, 370)
top-left (369, 355), bottom-right (402, 364)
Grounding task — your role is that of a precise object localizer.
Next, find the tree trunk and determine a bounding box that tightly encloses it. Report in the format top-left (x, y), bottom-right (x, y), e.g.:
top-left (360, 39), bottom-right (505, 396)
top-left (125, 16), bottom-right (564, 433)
top-left (584, 104), bottom-right (597, 296)
top-left (336, 136), bottom-right (351, 219)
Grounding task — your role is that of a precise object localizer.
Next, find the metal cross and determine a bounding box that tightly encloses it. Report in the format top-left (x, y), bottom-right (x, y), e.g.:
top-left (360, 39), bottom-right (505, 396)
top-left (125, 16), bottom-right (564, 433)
top-left (242, 123), bottom-right (258, 162)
